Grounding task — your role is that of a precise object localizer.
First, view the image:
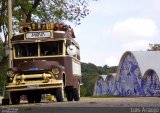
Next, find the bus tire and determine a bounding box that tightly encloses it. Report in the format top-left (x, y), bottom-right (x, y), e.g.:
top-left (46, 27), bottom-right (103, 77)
top-left (55, 88), bottom-right (63, 102)
top-left (10, 92), bottom-right (20, 105)
top-left (27, 94), bottom-right (34, 103)
top-left (35, 93), bottom-right (41, 103)
top-left (73, 88), bottom-right (80, 101)
top-left (66, 88), bottom-right (73, 101)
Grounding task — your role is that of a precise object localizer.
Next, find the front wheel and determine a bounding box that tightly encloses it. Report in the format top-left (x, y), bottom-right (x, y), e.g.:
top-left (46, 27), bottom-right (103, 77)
top-left (55, 88), bottom-right (63, 102)
top-left (27, 94), bottom-right (34, 103)
top-left (10, 92), bottom-right (20, 105)
top-left (35, 93), bottom-right (41, 103)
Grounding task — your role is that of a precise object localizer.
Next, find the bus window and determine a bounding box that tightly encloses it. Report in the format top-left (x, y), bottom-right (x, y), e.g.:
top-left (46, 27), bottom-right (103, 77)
top-left (15, 43), bottom-right (38, 57)
top-left (40, 41), bottom-right (63, 56)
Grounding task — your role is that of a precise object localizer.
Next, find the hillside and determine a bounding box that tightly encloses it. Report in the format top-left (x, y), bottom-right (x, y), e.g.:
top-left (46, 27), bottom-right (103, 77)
top-left (81, 62), bottom-right (117, 96)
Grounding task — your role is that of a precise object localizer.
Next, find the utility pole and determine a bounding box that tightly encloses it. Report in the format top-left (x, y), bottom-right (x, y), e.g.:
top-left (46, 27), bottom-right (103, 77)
top-left (8, 0), bottom-right (12, 68)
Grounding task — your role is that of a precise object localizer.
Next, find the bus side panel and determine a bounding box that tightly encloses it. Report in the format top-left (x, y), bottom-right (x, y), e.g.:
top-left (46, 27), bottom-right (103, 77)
top-left (72, 60), bottom-right (81, 88)
top-left (63, 57), bottom-right (74, 86)
top-left (73, 76), bottom-right (81, 88)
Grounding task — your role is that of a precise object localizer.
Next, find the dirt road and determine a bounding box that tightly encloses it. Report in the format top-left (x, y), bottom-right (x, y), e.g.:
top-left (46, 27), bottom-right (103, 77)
top-left (1, 97), bottom-right (160, 113)
top-left (16, 97), bottom-right (160, 107)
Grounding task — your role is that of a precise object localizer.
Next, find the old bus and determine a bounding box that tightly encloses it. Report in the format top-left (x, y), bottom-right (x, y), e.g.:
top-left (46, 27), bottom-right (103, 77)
top-left (5, 22), bottom-right (81, 104)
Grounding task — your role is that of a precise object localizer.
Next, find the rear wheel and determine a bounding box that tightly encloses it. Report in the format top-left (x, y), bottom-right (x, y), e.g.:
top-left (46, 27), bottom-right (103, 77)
top-left (55, 88), bottom-right (63, 102)
top-left (73, 82), bottom-right (80, 101)
top-left (66, 88), bottom-right (73, 101)
top-left (10, 92), bottom-right (20, 105)
top-left (73, 88), bottom-right (80, 101)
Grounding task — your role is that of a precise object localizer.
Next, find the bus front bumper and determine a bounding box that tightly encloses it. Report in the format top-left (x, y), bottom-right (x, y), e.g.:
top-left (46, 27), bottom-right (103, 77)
top-left (6, 80), bottom-right (63, 92)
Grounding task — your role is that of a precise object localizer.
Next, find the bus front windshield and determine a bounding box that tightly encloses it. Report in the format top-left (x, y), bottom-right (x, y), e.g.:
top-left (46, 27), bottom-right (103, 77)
top-left (15, 41), bottom-right (63, 58)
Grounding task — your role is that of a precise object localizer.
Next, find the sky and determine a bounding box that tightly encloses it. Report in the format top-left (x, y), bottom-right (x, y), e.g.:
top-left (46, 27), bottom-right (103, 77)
top-left (73, 0), bottom-right (160, 67)
top-left (1, 0), bottom-right (160, 67)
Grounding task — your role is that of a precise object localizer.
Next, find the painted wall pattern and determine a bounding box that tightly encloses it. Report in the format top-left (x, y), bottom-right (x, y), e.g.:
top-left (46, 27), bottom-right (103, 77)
top-left (118, 53), bottom-right (142, 96)
top-left (106, 75), bottom-right (116, 95)
top-left (95, 77), bottom-right (107, 96)
top-left (142, 71), bottom-right (160, 96)
top-left (94, 52), bottom-right (160, 96)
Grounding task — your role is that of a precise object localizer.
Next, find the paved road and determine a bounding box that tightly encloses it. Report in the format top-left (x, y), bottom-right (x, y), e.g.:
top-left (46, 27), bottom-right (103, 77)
top-left (1, 97), bottom-right (160, 113)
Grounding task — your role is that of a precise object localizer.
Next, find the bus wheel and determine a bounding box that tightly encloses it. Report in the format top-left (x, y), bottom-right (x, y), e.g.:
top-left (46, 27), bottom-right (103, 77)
top-left (55, 88), bottom-right (63, 102)
top-left (73, 88), bottom-right (80, 101)
top-left (73, 82), bottom-right (80, 101)
top-left (27, 94), bottom-right (34, 103)
top-left (35, 93), bottom-right (41, 103)
top-left (10, 92), bottom-right (20, 105)
top-left (66, 88), bottom-right (73, 101)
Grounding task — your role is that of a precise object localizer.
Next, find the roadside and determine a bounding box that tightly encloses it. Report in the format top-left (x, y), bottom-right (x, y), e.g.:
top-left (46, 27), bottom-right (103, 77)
top-left (1, 97), bottom-right (160, 107)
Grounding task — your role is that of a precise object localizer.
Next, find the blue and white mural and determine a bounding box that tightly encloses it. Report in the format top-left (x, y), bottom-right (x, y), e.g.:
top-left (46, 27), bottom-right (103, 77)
top-left (118, 53), bottom-right (142, 96)
top-left (94, 51), bottom-right (160, 96)
top-left (142, 70), bottom-right (160, 96)
top-left (94, 74), bottom-right (117, 96)
top-left (94, 75), bottom-right (107, 96)
top-left (106, 75), bottom-right (117, 95)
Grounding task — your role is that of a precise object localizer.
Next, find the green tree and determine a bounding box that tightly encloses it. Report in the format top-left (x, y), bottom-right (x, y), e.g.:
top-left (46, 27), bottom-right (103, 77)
top-left (81, 62), bottom-right (117, 96)
top-left (0, 43), bottom-right (7, 95)
top-left (80, 85), bottom-right (87, 96)
top-left (148, 44), bottom-right (160, 51)
top-left (0, 0), bottom-right (97, 43)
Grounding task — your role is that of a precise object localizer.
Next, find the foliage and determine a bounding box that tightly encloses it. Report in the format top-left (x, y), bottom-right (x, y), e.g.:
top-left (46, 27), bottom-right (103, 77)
top-left (0, 43), bottom-right (7, 95)
top-left (148, 44), bottom-right (160, 51)
top-left (80, 85), bottom-right (87, 96)
top-left (0, 56), bottom-right (8, 92)
top-left (81, 62), bottom-right (117, 96)
top-left (0, 43), bottom-right (4, 61)
top-left (12, 0), bottom-right (96, 24)
top-left (0, 0), bottom-right (97, 43)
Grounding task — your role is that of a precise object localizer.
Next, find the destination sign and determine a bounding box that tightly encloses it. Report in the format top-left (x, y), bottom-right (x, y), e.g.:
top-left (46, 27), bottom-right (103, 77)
top-left (26, 31), bottom-right (51, 38)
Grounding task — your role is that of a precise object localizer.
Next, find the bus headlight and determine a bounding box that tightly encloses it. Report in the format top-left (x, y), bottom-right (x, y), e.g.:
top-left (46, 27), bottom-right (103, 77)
top-left (7, 70), bottom-right (14, 78)
top-left (52, 68), bottom-right (59, 75)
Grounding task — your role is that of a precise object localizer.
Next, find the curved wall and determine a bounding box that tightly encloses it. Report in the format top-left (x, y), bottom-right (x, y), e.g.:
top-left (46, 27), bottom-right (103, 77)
top-left (94, 75), bottom-right (107, 96)
top-left (142, 70), bottom-right (160, 96)
top-left (117, 52), bottom-right (142, 96)
top-left (94, 51), bottom-right (160, 96)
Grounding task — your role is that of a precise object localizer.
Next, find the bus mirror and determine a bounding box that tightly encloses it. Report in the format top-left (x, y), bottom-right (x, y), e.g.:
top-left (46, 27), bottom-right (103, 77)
top-left (67, 45), bottom-right (77, 56)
